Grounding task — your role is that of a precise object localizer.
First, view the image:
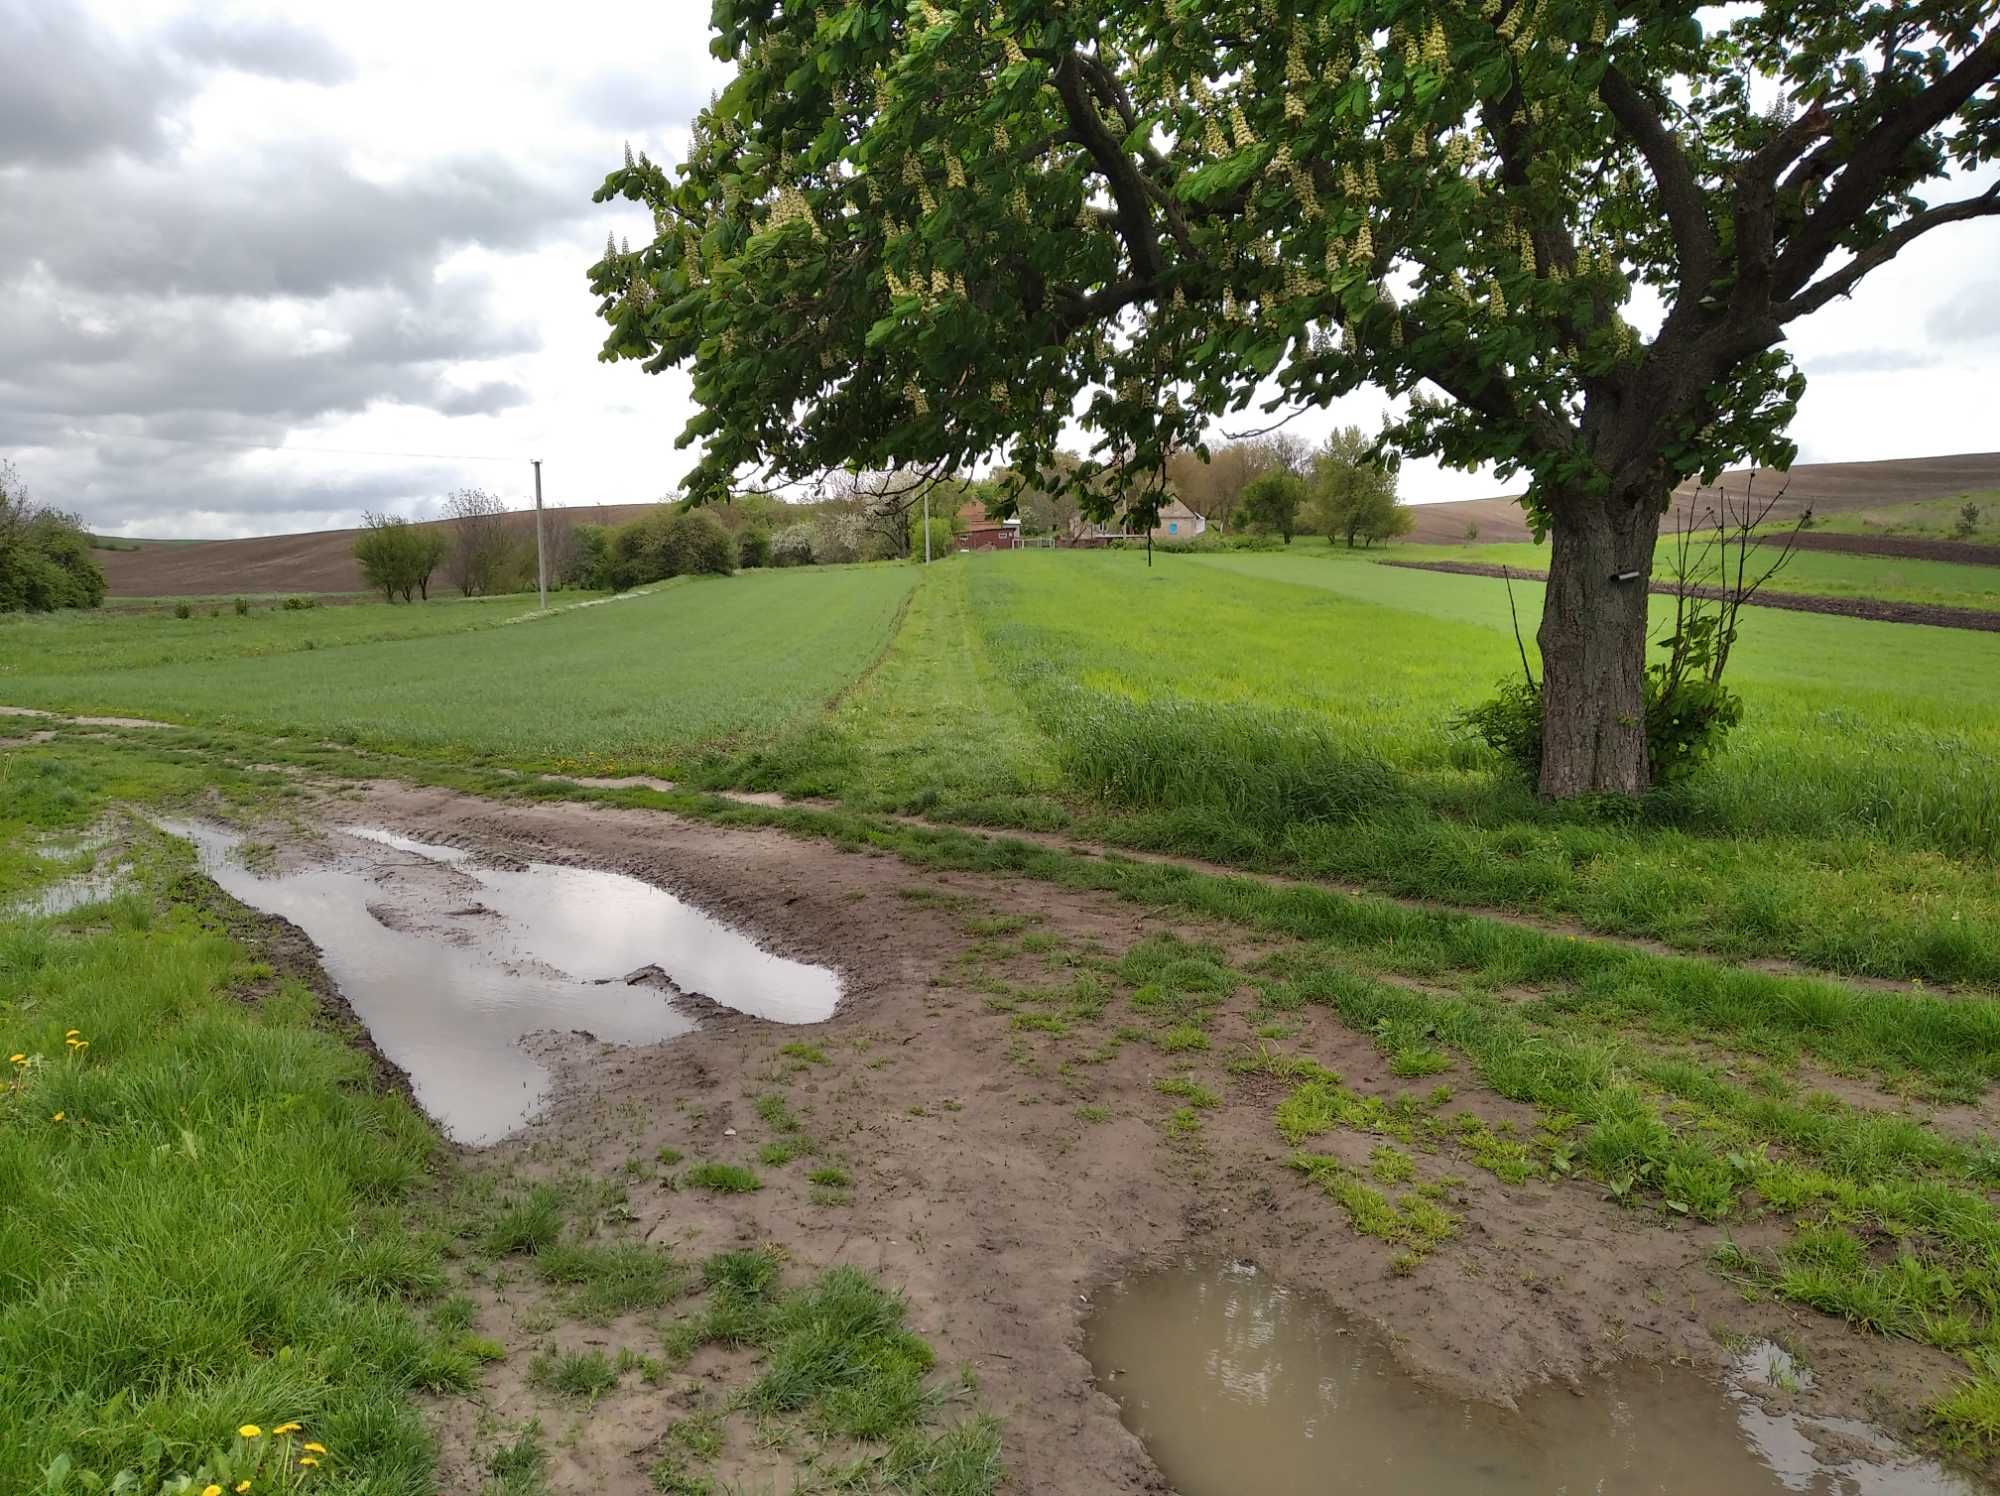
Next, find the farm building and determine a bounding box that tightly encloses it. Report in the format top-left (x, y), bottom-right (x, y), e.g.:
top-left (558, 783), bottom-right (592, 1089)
top-left (956, 501), bottom-right (1023, 551)
top-left (1066, 496), bottom-right (1209, 545)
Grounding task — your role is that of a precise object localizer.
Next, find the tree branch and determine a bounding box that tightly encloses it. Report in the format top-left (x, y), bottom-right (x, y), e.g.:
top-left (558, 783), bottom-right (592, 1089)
top-left (1771, 34), bottom-right (2000, 300)
top-left (1779, 182), bottom-right (2000, 318)
top-left (1597, 62), bottom-right (1718, 295)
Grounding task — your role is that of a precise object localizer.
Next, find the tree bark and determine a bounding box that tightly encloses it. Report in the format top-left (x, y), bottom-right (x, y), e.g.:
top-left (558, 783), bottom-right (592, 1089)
top-left (1536, 490), bottom-right (1664, 798)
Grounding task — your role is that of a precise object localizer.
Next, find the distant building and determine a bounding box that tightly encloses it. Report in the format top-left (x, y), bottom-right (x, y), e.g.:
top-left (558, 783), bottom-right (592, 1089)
top-left (955, 501), bottom-right (1022, 551)
top-left (1065, 496), bottom-right (1208, 545)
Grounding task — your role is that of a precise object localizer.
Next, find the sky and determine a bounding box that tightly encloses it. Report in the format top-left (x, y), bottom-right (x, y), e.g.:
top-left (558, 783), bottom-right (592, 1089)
top-left (2, 1), bottom-right (1996, 540)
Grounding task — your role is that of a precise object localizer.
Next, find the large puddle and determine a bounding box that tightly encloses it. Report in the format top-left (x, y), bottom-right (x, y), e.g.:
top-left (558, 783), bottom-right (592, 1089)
top-left (165, 821), bottom-right (840, 1144)
top-left (1085, 1257), bottom-right (1975, 1495)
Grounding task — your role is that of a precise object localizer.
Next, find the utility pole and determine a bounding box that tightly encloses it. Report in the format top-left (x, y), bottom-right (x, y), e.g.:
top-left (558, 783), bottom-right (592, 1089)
top-left (923, 489), bottom-right (931, 564)
top-left (531, 459), bottom-right (547, 611)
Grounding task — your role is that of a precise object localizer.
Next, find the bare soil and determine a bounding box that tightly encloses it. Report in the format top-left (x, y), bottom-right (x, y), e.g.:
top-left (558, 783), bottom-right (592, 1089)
top-left (1383, 558), bottom-right (2000, 631)
top-left (1786, 531), bottom-right (2000, 566)
top-left (213, 780), bottom-right (1977, 1494)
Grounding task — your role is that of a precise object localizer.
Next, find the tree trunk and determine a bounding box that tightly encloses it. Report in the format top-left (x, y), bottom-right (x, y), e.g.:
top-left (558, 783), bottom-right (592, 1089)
top-left (1536, 490), bottom-right (1663, 798)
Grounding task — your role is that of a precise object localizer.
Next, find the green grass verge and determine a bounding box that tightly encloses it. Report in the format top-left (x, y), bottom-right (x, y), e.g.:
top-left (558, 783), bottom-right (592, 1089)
top-left (0, 756), bottom-right (460, 1494)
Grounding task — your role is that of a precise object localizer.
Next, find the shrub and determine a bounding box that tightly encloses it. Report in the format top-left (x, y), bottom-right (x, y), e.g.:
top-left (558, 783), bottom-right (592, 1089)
top-left (607, 507), bottom-right (737, 589)
top-left (1458, 674), bottom-right (1742, 790)
top-left (811, 511), bottom-right (865, 564)
top-left (281, 595), bottom-right (316, 611)
top-left (173, 601), bottom-right (192, 620)
top-left (0, 461), bottom-right (107, 612)
top-left (1956, 502), bottom-right (1983, 541)
top-left (771, 523), bottom-right (816, 567)
top-left (233, 597), bottom-right (250, 616)
top-left (909, 515), bottom-right (955, 561)
top-left (740, 527), bottom-right (772, 568)
top-left (566, 523), bottom-right (613, 589)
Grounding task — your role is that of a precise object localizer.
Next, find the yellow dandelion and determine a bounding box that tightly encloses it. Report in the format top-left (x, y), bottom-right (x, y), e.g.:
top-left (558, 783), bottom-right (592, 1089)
top-left (203, 1486), bottom-right (223, 1496)
top-left (8, 1054), bottom-right (23, 1064)
top-left (239, 1424), bottom-right (262, 1438)
top-left (298, 1457), bottom-right (319, 1468)
top-left (273, 1422), bottom-right (301, 1434)
top-left (236, 1483), bottom-right (252, 1493)
top-left (65, 1030), bottom-right (79, 1039)
top-left (302, 1443), bottom-right (327, 1454)
top-left (51, 1112), bottom-right (63, 1122)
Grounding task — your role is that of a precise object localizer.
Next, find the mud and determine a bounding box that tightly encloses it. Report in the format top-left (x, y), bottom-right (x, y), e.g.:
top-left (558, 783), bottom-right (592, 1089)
top-left (1785, 531), bottom-right (2000, 567)
top-left (1086, 1255), bottom-right (1974, 1494)
top-left (1381, 559), bottom-right (2000, 631)
top-left (285, 782), bottom-right (1985, 1495)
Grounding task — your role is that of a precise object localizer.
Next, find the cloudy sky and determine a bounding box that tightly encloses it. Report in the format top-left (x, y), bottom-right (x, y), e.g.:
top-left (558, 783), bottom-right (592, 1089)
top-left (3, 1), bottom-right (1996, 539)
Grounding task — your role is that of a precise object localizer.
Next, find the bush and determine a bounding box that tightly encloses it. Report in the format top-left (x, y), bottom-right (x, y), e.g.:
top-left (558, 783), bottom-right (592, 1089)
top-left (1457, 674), bottom-right (1743, 790)
top-left (173, 601), bottom-right (192, 620)
top-left (566, 523), bottom-right (612, 589)
top-left (607, 507), bottom-right (736, 589)
top-left (281, 595), bottom-right (317, 611)
top-left (909, 516), bottom-right (955, 561)
top-left (740, 528), bottom-right (772, 569)
top-left (771, 523), bottom-right (816, 567)
top-left (233, 597), bottom-right (250, 616)
top-left (811, 512), bottom-right (865, 564)
top-left (0, 461), bottom-right (107, 613)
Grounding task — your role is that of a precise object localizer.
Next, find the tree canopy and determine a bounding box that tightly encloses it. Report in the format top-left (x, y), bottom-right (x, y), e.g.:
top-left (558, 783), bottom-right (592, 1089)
top-left (1239, 469), bottom-right (1307, 541)
top-left (0, 461), bottom-right (107, 613)
top-left (592, 1), bottom-right (1997, 794)
top-left (1308, 424), bottom-right (1408, 545)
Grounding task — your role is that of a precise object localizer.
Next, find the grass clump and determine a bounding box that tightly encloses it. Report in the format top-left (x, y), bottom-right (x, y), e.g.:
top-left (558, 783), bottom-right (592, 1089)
top-left (1154, 1076), bottom-right (1220, 1109)
top-left (526, 1347), bottom-right (620, 1401)
top-left (751, 1267), bottom-right (935, 1439)
top-left (685, 1162), bottom-right (762, 1194)
top-left (483, 1187), bottom-right (564, 1255)
top-left (534, 1239), bottom-right (685, 1323)
top-left (808, 1165), bottom-right (851, 1188)
top-left (486, 1420), bottom-right (550, 1495)
top-left (1289, 1154), bottom-right (1459, 1259)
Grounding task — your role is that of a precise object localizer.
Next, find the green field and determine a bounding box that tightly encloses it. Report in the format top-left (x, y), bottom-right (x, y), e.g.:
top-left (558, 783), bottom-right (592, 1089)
top-left (1377, 534), bottom-right (2000, 611)
top-left (2, 569), bottom-right (914, 772)
top-left (6, 553), bottom-right (1998, 988)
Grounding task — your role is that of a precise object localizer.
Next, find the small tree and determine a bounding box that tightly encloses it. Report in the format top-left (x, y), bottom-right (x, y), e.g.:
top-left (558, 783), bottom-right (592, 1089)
top-left (1955, 501), bottom-right (1983, 541)
top-left (353, 513), bottom-right (432, 602)
top-left (771, 523), bottom-right (816, 566)
top-left (740, 527), bottom-right (773, 568)
top-left (567, 524), bottom-right (613, 589)
top-left (413, 527), bottom-right (446, 600)
top-left (658, 508), bottom-right (737, 577)
top-left (443, 488), bottom-right (510, 596)
top-left (1239, 470), bottom-right (1306, 544)
top-left (1309, 427), bottom-right (1404, 547)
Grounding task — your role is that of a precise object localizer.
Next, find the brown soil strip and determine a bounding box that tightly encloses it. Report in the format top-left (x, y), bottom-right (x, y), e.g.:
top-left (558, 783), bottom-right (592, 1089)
top-left (311, 782), bottom-right (1969, 1494)
top-left (1785, 531), bottom-right (2000, 567)
top-left (1380, 559), bottom-right (2000, 632)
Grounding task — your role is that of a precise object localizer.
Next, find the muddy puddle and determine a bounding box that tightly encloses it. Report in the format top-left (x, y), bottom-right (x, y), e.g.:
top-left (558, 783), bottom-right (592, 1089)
top-left (164, 820), bottom-right (841, 1144)
top-left (1085, 1257), bottom-right (1975, 1495)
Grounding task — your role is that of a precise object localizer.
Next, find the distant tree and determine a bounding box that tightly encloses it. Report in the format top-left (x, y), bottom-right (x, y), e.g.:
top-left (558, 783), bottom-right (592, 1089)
top-left (739, 527), bottom-right (772, 568)
top-left (606, 507), bottom-right (737, 589)
top-left (0, 461), bottom-right (107, 613)
top-left (771, 523), bottom-right (816, 566)
top-left (353, 513), bottom-right (433, 602)
top-left (811, 511), bottom-right (866, 564)
top-left (1956, 501), bottom-right (1983, 540)
top-left (1309, 428), bottom-right (1405, 548)
top-left (1239, 471), bottom-right (1307, 544)
top-left (567, 524), bottom-right (613, 589)
top-left (413, 527), bottom-right (447, 600)
top-left (443, 487), bottom-right (511, 596)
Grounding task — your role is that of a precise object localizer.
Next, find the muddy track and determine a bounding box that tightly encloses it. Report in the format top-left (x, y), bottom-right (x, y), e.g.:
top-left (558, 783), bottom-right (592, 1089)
top-left (1380, 559), bottom-right (2000, 631)
top-left (264, 782), bottom-right (1975, 1495)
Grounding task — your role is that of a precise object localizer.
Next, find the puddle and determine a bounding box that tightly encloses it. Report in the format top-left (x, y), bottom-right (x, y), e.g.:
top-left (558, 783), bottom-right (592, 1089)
top-left (6, 871), bottom-right (131, 917)
top-left (163, 821), bottom-right (841, 1145)
top-left (1084, 1257), bottom-right (1975, 1495)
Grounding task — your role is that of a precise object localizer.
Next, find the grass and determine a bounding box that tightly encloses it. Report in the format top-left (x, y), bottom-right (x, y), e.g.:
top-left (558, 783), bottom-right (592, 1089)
top-left (1806, 491), bottom-right (2000, 543)
top-left (3, 567), bottom-right (917, 777)
top-left (0, 754), bottom-right (460, 1493)
top-left (526, 1347), bottom-right (620, 1400)
top-left (684, 1162), bottom-right (761, 1194)
top-left (1392, 533), bottom-right (2000, 611)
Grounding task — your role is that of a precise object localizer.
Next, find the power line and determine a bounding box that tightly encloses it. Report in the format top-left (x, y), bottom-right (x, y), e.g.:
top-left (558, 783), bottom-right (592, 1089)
top-left (50, 428), bottom-right (530, 465)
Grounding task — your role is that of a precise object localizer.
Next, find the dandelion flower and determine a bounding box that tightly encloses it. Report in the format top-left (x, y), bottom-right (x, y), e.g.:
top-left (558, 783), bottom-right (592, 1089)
top-left (203, 1486), bottom-right (223, 1496)
top-left (298, 1457), bottom-right (319, 1468)
top-left (239, 1424), bottom-right (262, 1438)
top-left (51, 1112), bottom-right (63, 1122)
top-left (65, 1030), bottom-right (79, 1039)
top-left (273, 1423), bottom-right (301, 1434)
top-left (8, 1054), bottom-right (23, 1064)
top-left (302, 1443), bottom-right (327, 1454)
top-left (236, 1483), bottom-right (252, 1492)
